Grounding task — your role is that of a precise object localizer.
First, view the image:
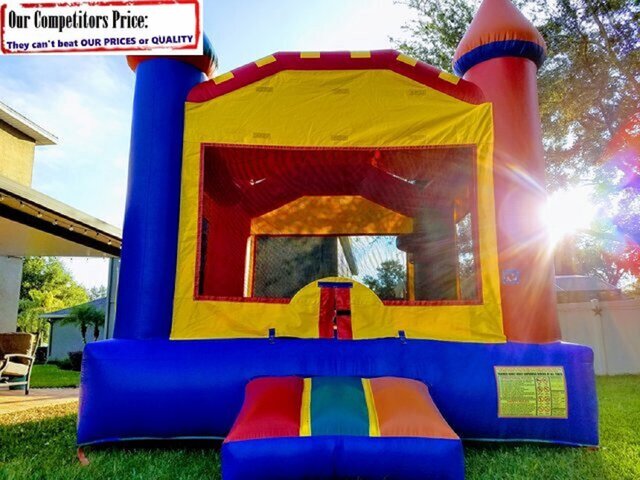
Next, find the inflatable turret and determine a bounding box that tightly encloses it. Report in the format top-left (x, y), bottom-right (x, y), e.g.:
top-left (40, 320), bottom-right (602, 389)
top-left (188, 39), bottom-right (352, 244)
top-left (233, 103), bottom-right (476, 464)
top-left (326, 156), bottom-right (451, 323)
top-left (453, 0), bottom-right (560, 343)
top-left (114, 37), bottom-right (216, 338)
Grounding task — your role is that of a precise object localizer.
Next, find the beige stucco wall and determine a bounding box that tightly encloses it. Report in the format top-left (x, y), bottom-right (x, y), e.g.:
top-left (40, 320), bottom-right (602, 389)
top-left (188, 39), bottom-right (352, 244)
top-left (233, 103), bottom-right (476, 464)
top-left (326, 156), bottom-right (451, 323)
top-left (0, 119), bottom-right (35, 186)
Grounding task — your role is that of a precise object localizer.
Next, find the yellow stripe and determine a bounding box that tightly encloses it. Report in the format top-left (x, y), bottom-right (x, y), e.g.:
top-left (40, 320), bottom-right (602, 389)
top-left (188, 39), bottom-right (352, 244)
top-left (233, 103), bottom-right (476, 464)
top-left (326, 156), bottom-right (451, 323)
top-left (300, 378), bottom-right (312, 437)
top-left (300, 52), bottom-right (321, 59)
top-left (351, 51), bottom-right (371, 59)
top-left (213, 72), bottom-right (234, 85)
top-left (255, 55), bottom-right (277, 67)
top-left (362, 379), bottom-right (380, 437)
top-left (396, 54), bottom-right (417, 67)
top-left (438, 71), bottom-right (461, 85)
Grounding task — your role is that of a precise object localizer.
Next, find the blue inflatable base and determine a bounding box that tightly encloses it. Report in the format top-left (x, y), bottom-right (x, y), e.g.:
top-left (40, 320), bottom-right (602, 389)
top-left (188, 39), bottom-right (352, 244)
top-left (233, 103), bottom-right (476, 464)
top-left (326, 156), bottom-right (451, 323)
top-left (223, 436), bottom-right (464, 480)
top-left (78, 338), bottom-right (598, 447)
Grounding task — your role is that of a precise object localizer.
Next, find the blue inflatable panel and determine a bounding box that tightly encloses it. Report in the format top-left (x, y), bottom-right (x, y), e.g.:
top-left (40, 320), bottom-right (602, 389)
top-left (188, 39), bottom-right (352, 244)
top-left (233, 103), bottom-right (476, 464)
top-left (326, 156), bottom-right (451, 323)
top-left (453, 40), bottom-right (546, 76)
top-left (78, 339), bottom-right (598, 447)
top-left (223, 436), bottom-right (464, 480)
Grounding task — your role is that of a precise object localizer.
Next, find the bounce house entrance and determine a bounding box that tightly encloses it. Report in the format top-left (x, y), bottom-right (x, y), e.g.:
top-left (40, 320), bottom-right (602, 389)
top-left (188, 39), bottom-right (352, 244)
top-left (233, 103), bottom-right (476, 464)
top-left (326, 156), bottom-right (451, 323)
top-left (197, 144), bottom-right (480, 305)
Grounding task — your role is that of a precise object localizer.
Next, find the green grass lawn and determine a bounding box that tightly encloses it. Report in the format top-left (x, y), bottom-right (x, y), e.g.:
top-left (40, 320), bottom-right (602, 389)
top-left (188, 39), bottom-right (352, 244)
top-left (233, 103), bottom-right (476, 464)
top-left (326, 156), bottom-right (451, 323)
top-left (0, 376), bottom-right (638, 479)
top-left (30, 364), bottom-right (80, 389)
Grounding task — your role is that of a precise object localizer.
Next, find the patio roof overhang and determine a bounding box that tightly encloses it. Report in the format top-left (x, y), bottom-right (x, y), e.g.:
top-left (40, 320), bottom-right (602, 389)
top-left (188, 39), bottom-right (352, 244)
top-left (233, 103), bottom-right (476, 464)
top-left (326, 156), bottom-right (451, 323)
top-left (0, 176), bottom-right (121, 257)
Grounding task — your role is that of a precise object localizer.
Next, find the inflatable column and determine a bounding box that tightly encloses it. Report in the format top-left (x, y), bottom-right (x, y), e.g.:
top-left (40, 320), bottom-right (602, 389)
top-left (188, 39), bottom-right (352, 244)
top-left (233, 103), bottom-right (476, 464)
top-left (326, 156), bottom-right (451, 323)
top-left (453, 0), bottom-right (560, 342)
top-left (114, 41), bottom-right (216, 339)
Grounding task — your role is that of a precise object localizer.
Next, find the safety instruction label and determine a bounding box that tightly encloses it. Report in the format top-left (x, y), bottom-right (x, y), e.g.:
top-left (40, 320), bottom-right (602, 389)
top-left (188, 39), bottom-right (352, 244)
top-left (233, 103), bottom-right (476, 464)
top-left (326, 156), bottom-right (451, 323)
top-left (495, 366), bottom-right (568, 418)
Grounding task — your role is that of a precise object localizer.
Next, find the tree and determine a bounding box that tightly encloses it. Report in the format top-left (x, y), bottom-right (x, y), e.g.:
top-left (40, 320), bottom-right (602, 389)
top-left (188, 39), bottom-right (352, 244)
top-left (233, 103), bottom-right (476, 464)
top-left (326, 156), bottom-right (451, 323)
top-left (363, 260), bottom-right (406, 300)
top-left (61, 304), bottom-right (105, 344)
top-left (569, 237), bottom-right (638, 286)
top-left (88, 285), bottom-right (107, 300)
top-left (393, 0), bottom-right (475, 73)
top-left (18, 257), bottom-right (88, 342)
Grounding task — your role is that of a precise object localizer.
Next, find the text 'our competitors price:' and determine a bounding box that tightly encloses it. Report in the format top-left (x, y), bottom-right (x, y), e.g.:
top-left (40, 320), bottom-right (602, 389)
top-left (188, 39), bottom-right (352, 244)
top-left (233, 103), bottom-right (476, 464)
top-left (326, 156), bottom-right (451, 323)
top-left (7, 9), bottom-right (149, 32)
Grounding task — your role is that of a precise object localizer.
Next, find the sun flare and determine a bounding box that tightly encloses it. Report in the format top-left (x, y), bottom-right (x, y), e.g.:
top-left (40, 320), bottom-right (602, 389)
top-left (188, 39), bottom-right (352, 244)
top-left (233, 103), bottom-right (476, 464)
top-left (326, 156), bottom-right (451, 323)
top-left (542, 186), bottom-right (597, 245)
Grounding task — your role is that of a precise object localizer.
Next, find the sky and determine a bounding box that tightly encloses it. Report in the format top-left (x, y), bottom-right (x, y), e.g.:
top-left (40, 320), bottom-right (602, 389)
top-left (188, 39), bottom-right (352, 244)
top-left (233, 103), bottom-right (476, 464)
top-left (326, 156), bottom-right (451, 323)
top-left (0, 0), bottom-right (415, 289)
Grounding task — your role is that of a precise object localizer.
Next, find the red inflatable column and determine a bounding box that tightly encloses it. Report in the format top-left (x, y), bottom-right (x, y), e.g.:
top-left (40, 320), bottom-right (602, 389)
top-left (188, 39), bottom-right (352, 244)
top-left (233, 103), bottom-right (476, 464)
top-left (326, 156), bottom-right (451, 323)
top-left (453, 0), bottom-right (561, 343)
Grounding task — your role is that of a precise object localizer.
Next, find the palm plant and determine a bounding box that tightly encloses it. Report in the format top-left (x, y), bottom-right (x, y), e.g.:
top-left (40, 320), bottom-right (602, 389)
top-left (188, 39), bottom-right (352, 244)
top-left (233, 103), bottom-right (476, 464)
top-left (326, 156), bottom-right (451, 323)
top-left (61, 304), bottom-right (105, 344)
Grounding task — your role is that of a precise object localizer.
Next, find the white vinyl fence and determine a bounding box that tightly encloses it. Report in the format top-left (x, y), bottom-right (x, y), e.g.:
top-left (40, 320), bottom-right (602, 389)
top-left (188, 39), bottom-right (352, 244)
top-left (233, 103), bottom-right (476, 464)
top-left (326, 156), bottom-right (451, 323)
top-left (558, 299), bottom-right (640, 375)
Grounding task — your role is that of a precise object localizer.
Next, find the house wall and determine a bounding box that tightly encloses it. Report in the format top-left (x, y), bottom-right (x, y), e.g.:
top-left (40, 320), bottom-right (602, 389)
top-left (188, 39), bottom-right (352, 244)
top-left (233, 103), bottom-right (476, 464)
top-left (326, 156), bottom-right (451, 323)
top-left (0, 119), bottom-right (36, 186)
top-left (48, 321), bottom-right (106, 362)
top-left (558, 299), bottom-right (640, 375)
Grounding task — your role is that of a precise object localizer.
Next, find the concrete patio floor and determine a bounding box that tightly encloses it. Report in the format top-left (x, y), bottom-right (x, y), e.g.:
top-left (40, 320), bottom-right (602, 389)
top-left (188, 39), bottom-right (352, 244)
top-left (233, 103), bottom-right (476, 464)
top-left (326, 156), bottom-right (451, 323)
top-left (0, 388), bottom-right (78, 415)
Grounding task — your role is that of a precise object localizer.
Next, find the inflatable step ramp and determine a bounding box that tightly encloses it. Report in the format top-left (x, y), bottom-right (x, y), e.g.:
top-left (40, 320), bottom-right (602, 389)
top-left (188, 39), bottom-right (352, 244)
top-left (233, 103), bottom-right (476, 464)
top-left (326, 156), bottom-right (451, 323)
top-left (222, 376), bottom-right (464, 480)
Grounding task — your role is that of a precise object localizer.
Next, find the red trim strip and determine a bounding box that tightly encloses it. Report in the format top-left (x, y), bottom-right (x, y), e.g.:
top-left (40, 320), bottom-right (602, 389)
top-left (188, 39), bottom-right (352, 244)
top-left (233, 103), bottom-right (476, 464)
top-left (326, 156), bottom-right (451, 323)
top-left (187, 50), bottom-right (484, 105)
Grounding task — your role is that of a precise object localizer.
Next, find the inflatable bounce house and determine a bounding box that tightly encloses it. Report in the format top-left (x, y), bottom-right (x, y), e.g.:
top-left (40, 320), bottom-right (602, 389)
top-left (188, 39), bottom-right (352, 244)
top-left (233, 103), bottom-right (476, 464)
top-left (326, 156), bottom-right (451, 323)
top-left (78, 0), bottom-right (598, 478)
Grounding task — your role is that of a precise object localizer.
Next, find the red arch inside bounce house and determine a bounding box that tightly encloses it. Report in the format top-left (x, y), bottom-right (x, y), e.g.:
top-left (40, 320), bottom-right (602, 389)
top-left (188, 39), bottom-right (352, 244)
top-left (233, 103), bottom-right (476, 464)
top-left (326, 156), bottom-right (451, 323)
top-left (77, 0), bottom-right (598, 478)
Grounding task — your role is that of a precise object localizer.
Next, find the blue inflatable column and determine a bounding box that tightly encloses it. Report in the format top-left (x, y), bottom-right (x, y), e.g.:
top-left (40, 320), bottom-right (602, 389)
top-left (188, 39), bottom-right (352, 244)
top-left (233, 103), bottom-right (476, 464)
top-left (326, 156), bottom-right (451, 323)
top-left (114, 50), bottom-right (214, 339)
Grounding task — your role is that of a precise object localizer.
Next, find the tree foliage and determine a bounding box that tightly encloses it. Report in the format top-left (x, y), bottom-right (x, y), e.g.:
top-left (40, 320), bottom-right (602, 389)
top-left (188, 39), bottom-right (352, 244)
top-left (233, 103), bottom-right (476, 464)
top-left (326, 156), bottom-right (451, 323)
top-left (18, 257), bottom-right (88, 342)
top-left (88, 285), bottom-right (107, 300)
top-left (569, 236), bottom-right (640, 286)
top-left (363, 260), bottom-right (406, 300)
top-left (393, 0), bottom-right (475, 72)
top-left (61, 303), bottom-right (104, 344)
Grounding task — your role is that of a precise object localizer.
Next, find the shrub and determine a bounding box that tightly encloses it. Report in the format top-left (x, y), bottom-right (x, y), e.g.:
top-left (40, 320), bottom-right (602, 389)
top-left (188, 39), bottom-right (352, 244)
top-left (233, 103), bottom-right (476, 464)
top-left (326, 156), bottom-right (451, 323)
top-left (53, 358), bottom-right (73, 370)
top-left (68, 351), bottom-right (83, 371)
top-left (34, 346), bottom-right (48, 364)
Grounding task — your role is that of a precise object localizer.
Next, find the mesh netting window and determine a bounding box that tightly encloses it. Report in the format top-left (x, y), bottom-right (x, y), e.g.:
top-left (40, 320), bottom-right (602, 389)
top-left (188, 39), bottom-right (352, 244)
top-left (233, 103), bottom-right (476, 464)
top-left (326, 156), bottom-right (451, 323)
top-left (197, 145), bottom-right (481, 303)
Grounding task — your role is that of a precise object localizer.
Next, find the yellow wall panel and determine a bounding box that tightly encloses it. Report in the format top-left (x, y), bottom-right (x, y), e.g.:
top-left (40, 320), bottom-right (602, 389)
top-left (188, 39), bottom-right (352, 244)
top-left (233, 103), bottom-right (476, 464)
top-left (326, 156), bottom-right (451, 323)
top-left (171, 69), bottom-right (504, 343)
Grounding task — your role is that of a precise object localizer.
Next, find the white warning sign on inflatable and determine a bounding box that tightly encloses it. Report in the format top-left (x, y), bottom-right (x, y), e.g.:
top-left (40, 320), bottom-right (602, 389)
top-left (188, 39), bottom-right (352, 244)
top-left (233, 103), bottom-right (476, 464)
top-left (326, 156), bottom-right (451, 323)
top-left (495, 366), bottom-right (568, 419)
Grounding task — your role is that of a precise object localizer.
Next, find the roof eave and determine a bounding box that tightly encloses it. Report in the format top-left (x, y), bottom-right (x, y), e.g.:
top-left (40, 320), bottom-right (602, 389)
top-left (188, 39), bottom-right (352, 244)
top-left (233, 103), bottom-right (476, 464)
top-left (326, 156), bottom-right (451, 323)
top-left (0, 100), bottom-right (58, 146)
top-left (0, 175), bottom-right (122, 256)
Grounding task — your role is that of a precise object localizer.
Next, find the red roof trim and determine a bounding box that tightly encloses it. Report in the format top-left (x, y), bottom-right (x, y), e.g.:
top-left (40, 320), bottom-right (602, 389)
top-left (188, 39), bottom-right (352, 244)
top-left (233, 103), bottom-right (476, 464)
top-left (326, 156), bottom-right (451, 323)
top-left (187, 50), bottom-right (485, 105)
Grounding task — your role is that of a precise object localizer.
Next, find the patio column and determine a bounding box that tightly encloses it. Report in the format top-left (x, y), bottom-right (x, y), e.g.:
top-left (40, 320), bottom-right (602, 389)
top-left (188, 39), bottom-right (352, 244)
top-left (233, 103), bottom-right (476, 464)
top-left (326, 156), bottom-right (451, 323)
top-left (0, 256), bottom-right (23, 333)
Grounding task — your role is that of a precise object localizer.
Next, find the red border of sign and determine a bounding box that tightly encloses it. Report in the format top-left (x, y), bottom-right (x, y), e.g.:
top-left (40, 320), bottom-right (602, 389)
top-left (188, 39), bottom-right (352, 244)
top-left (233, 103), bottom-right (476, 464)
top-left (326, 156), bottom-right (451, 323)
top-left (0, 0), bottom-right (200, 54)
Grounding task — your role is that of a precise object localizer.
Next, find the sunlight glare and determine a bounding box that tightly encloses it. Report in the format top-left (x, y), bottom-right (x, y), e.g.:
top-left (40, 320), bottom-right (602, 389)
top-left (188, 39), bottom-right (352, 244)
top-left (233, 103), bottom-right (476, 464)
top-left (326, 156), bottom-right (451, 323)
top-left (542, 186), bottom-right (597, 245)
